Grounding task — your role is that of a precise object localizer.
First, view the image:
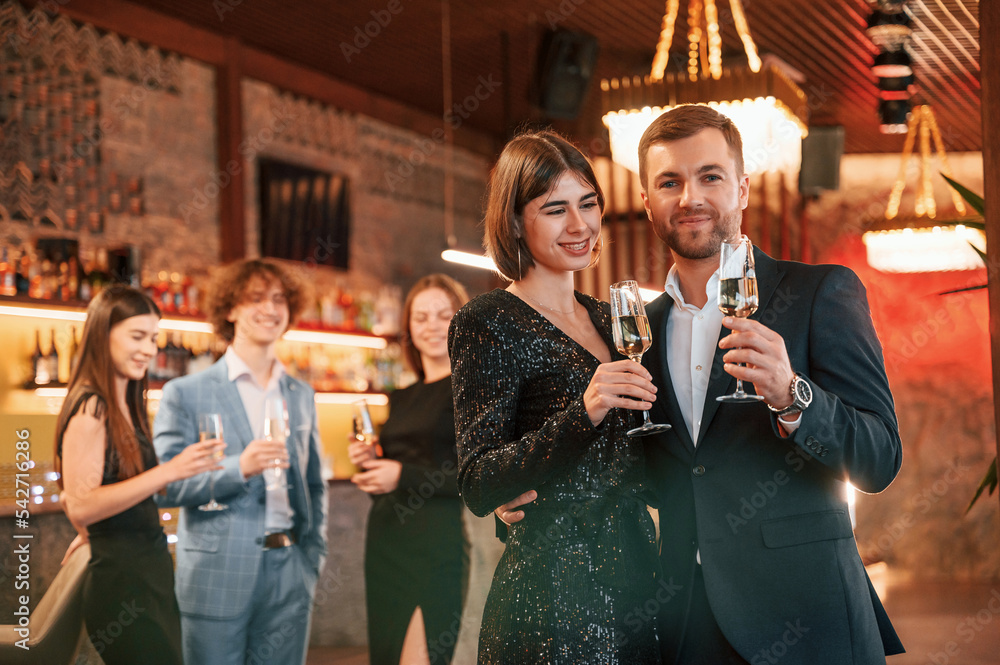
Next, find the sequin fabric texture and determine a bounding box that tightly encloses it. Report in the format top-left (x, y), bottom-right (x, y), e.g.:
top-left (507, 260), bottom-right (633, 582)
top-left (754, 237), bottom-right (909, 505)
top-left (449, 289), bottom-right (662, 664)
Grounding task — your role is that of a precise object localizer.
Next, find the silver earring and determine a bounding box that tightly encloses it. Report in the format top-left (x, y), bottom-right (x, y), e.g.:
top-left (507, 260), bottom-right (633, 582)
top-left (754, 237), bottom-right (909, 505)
top-left (517, 243), bottom-right (522, 281)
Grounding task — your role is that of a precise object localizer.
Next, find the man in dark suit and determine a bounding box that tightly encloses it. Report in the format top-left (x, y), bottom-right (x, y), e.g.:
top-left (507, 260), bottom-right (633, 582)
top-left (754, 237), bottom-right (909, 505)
top-left (635, 104), bottom-right (904, 663)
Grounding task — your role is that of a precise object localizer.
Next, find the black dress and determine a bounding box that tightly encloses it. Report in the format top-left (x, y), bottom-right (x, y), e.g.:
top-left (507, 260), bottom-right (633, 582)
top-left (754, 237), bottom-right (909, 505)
top-left (364, 377), bottom-right (467, 665)
top-left (58, 393), bottom-right (182, 665)
top-left (449, 289), bottom-right (662, 665)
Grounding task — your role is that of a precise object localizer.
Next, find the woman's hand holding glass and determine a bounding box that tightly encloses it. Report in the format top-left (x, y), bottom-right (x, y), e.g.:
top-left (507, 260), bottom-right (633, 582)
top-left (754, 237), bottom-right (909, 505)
top-left (349, 431), bottom-right (404, 495)
top-left (197, 413), bottom-right (228, 511)
top-left (582, 359), bottom-right (659, 428)
top-left (609, 280), bottom-right (671, 436)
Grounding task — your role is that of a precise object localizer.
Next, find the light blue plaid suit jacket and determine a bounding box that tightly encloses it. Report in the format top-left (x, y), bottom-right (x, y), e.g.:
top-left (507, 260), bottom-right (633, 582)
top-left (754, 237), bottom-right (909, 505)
top-left (153, 357), bottom-right (329, 619)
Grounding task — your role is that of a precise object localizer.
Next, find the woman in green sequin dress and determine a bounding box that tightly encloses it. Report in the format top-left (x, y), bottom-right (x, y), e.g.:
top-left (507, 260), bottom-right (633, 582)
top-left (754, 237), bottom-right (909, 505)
top-left (449, 131), bottom-right (664, 664)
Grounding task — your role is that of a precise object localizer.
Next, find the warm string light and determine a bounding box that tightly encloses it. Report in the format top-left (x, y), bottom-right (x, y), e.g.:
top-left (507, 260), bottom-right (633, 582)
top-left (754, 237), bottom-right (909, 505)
top-left (605, 0), bottom-right (806, 176)
top-left (687, 0), bottom-right (703, 81)
top-left (866, 105), bottom-right (975, 273)
top-left (650, 0), bottom-right (681, 81)
top-left (728, 0), bottom-right (762, 72)
top-left (705, 0), bottom-right (723, 80)
top-left (885, 106), bottom-right (966, 220)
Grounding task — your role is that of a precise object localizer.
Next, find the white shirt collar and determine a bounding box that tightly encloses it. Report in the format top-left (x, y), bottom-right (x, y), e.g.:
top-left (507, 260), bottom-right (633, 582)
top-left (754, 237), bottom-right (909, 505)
top-left (664, 263), bottom-right (721, 311)
top-left (225, 346), bottom-right (286, 389)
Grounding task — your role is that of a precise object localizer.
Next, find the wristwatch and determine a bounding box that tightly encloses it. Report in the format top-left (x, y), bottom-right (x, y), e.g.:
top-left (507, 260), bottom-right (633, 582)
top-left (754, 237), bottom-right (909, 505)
top-left (768, 373), bottom-right (813, 418)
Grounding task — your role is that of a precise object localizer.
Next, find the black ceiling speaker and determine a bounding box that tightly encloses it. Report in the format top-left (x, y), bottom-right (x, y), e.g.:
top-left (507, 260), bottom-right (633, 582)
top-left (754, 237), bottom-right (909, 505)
top-left (799, 126), bottom-right (846, 196)
top-left (535, 29), bottom-right (599, 120)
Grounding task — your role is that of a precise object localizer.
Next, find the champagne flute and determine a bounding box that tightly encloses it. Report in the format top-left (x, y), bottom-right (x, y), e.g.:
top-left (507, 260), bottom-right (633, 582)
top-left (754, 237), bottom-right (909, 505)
top-left (716, 235), bottom-right (765, 403)
top-left (197, 413), bottom-right (228, 511)
top-left (352, 399), bottom-right (377, 459)
top-left (263, 396), bottom-right (290, 491)
top-left (610, 280), bottom-right (671, 437)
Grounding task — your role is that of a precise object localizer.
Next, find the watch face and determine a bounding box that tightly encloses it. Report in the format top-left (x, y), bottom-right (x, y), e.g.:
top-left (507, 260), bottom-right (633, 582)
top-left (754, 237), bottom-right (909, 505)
top-left (794, 377), bottom-right (812, 403)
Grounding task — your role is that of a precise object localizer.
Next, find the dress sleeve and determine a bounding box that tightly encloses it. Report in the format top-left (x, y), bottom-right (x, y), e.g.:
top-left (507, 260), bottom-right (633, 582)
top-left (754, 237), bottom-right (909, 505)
top-left (449, 304), bottom-right (602, 517)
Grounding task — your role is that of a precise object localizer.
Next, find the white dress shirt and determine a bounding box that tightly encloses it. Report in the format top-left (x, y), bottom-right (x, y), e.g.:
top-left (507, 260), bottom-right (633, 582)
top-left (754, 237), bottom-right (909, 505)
top-left (225, 347), bottom-right (294, 534)
top-left (664, 265), bottom-right (725, 446)
top-left (662, 261), bottom-right (802, 446)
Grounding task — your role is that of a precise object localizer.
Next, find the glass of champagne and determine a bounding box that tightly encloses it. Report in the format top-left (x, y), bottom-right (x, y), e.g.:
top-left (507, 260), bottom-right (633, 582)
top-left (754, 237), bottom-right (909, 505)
top-left (263, 396), bottom-right (289, 491)
top-left (610, 280), bottom-right (671, 437)
top-left (353, 399), bottom-right (377, 458)
top-left (716, 235), bottom-right (765, 403)
top-left (197, 413), bottom-right (227, 511)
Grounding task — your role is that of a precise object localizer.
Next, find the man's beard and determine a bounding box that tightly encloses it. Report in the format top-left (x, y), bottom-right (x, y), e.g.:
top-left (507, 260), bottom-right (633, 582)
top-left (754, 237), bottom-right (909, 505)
top-left (658, 207), bottom-right (743, 260)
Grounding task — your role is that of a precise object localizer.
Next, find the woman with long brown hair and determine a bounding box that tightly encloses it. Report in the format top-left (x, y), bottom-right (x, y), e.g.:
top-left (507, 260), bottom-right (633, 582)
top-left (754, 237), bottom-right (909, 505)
top-left (348, 274), bottom-right (470, 665)
top-left (55, 285), bottom-right (222, 665)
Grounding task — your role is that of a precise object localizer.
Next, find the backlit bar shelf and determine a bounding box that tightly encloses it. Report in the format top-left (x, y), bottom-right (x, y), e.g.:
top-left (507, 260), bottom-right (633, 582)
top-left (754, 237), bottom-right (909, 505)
top-left (0, 298), bottom-right (388, 349)
top-left (32, 386), bottom-right (388, 406)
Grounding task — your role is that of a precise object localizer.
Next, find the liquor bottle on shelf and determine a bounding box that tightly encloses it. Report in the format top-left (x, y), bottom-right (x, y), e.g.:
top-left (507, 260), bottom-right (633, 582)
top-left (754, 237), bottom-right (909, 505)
top-left (32, 329), bottom-right (50, 386)
top-left (69, 326), bottom-right (80, 375)
top-left (0, 247), bottom-right (15, 296)
top-left (88, 248), bottom-right (110, 299)
top-left (27, 249), bottom-right (43, 299)
top-left (182, 274), bottom-right (199, 316)
top-left (168, 332), bottom-right (192, 379)
top-left (170, 273), bottom-right (184, 314)
top-left (48, 327), bottom-right (60, 383)
top-left (39, 256), bottom-right (54, 299)
top-left (151, 334), bottom-right (169, 384)
top-left (57, 257), bottom-right (70, 301)
top-left (15, 248), bottom-right (30, 296)
top-left (67, 255), bottom-right (80, 301)
top-left (77, 248), bottom-right (93, 302)
top-left (154, 271), bottom-right (174, 314)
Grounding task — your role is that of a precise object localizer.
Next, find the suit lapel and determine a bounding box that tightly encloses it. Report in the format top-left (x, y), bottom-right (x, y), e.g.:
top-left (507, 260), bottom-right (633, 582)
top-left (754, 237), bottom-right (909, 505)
top-left (645, 294), bottom-right (695, 455)
top-left (211, 357), bottom-right (255, 449)
top-left (697, 247), bottom-right (783, 444)
top-left (280, 374), bottom-right (310, 518)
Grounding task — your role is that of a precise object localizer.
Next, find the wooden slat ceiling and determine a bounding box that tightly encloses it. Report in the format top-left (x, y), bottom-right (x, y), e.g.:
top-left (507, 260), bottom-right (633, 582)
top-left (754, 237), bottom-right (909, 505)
top-left (130, 0), bottom-right (981, 155)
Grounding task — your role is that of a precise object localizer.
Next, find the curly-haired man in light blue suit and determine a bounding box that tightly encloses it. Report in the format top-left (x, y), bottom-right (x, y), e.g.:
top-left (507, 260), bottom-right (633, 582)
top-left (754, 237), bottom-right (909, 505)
top-left (154, 259), bottom-right (328, 665)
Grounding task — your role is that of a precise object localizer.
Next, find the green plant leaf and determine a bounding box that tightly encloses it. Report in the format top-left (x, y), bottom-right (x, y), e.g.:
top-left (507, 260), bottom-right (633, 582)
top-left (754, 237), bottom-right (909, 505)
top-left (965, 456), bottom-right (998, 514)
top-left (938, 284), bottom-right (987, 295)
top-left (942, 173), bottom-right (985, 216)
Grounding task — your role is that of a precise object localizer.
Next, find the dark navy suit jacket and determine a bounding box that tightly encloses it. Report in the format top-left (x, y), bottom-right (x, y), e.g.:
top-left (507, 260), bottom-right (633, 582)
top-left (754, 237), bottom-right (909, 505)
top-left (643, 248), bottom-right (904, 664)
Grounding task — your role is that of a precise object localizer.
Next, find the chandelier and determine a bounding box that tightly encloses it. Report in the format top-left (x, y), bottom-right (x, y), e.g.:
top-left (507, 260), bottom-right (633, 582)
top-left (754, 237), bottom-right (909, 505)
top-left (601, 0), bottom-right (809, 177)
top-left (862, 105), bottom-right (985, 273)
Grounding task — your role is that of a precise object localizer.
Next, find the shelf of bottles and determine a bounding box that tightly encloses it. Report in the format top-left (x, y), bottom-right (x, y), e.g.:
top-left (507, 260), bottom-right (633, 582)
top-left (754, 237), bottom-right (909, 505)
top-left (1, 240), bottom-right (406, 405)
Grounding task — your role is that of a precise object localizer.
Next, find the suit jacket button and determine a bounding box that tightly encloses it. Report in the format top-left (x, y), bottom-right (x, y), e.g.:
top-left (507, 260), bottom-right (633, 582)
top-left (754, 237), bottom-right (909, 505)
top-left (255, 537), bottom-right (262, 545)
top-left (692, 465), bottom-right (706, 476)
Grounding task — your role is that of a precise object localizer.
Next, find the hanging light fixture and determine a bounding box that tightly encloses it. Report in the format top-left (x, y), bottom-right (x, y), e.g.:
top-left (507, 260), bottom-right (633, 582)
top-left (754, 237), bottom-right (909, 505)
top-left (866, 0), bottom-right (915, 134)
top-left (601, 0), bottom-right (808, 177)
top-left (862, 105), bottom-right (985, 273)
